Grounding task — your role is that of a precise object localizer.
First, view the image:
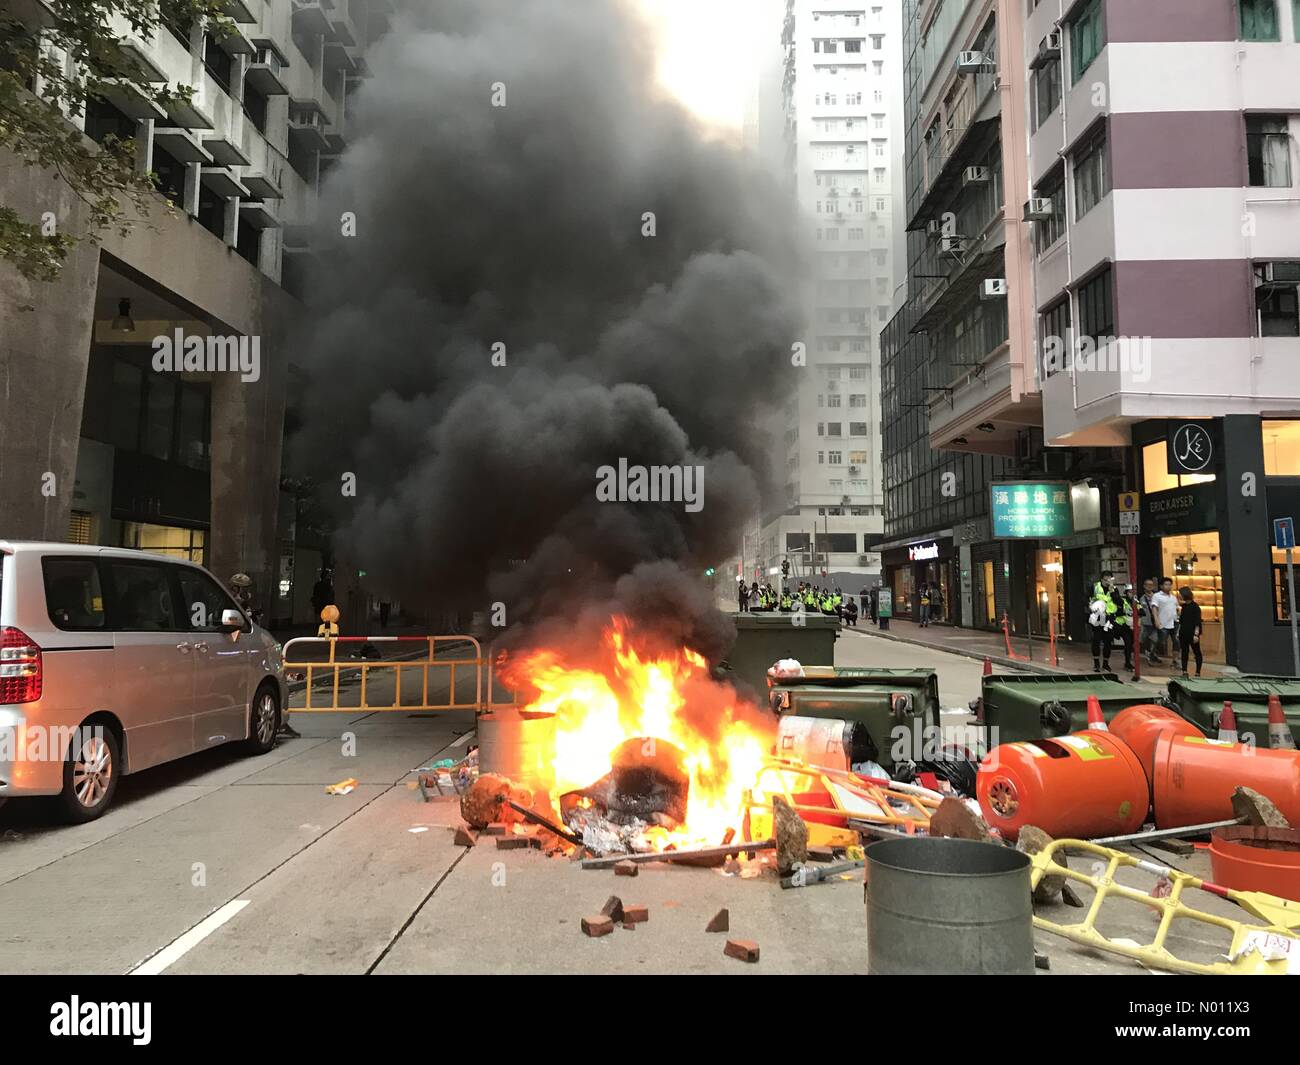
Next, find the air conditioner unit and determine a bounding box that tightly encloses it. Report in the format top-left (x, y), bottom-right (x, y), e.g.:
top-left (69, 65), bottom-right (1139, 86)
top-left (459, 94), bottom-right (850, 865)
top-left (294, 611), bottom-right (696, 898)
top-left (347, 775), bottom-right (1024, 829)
top-left (956, 50), bottom-right (991, 74)
top-left (1036, 30), bottom-right (1062, 64)
top-left (963, 166), bottom-right (990, 185)
top-left (940, 236), bottom-right (965, 253)
top-left (1260, 262), bottom-right (1300, 284)
top-left (851, 187), bottom-right (862, 196)
top-left (981, 278), bottom-right (1008, 300)
top-left (848, 464), bottom-right (860, 473)
top-left (1024, 197), bottom-right (1054, 222)
top-left (870, 211), bottom-right (879, 219)
top-left (827, 380), bottom-right (840, 390)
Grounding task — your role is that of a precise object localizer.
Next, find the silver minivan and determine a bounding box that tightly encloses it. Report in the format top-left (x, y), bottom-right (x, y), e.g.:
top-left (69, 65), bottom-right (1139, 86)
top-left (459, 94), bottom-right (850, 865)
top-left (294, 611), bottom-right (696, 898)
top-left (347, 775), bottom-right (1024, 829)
top-left (0, 541), bottom-right (285, 822)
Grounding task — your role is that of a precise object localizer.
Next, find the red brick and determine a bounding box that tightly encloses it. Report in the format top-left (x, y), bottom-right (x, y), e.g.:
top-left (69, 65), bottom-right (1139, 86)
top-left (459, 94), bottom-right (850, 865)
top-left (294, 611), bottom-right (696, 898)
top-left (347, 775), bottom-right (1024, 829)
top-left (582, 915), bottom-right (614, 938)
top-left (496, 836), bottom-right (531, 850)
top-left (613, 860), bottom-right (638, 877)
top-left (622, 920), bottom-right (637, 930)
top-left (705, 908), bottom-right (729, 933)
top-left (623, 904), bottom-right (649, 924)
top-left (724, 938), bottom-right (759, 963)
top-left (484, 823), bottom-right (510, 836)
top-left (453, 826), bottom-right (478, 847)
top-left (600, 895), bottom-right (624, 922)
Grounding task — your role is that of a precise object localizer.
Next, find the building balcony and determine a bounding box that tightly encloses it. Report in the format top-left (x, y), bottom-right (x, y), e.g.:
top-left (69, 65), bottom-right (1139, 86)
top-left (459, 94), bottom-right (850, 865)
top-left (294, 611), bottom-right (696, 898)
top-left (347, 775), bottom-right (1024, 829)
top-left (152, 127), bottom-right (214, 165)
top-left (239, 201), bottom-right (281, 230)
top-left (927, 338), bottom-right (1043, 457)
top-left (246, 41), bottom-right (291, 96)
top-left (907, 82), bottom-right (1000, 232)
top-left (218, 0), bottom-right (259, 23)
top-left (288, 101), bottom-right (330, 151)
top-left (292, 0), bottom-right (337, 39)
top-left (200, 167), bottom-right (248, 200)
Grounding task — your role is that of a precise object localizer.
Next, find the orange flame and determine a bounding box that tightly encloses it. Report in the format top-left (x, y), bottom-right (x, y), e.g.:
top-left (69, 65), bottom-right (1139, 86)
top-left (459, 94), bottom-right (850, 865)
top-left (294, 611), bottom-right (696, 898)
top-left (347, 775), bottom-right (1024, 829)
top-left (499, 617), bottom-right (771, 848)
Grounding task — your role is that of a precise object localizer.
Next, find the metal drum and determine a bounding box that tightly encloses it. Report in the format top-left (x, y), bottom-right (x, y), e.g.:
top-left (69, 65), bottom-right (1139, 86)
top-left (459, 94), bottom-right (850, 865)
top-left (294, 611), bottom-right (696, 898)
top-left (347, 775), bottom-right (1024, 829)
top-left (865, 837), bottom-right (1035, 975)
top-left (477, 709), bottom-right (557, 794)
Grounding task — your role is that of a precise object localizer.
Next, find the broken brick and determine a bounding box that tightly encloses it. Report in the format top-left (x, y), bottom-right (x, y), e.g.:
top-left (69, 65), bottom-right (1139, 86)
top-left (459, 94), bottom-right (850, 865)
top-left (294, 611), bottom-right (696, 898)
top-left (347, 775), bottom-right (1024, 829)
top-left (623, 904), bottom-right (648, 924)
top-left (724, 938), bottom-right (759, 963)
top-left (453, 826), bottom-right (478, 847)
top-left (622, 920), bottom-right (637, 930)
top-left (807, 845), bottom-right (836, 863)
top-left (601, 896), bottom-right (625, 922)
top-left (484, 822), bottom-right (510, 836)
top-left (581, 915), bottom-right (614, 938)
top-left (496, 836), bottom-right (531, 850)
top-left (614, 860), bottom-right (639, 877)
top-left (705, 908), bottom-right (729, 933)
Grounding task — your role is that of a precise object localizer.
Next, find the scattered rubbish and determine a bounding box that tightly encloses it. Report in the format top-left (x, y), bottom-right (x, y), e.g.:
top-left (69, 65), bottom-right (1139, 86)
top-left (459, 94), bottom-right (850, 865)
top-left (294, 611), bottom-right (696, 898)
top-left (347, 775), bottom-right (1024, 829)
top-left (705, 909), bottom-right (729, 933)
top-left (503, 798), bottom-right (583, 846)
top-left (772, 795), bottom-right (809, 876)
top-left (1029, 838), bottom-right (1300, 975)
top-left (929, 796), bottom-right (996, 843)
top-left (724, 938), bottom-right (760, 963)
top-left (581, 915), bottom-right (614, 938)
top-left (454, 826), bottom-right (479, 848)
top-left (582, 839), bottom-right (776, 870)
top-left (1227, 930), bottom-right (1299, 968)
top-left (1034, 952), bottom-right (1051, 971)
top-left (780, 860), bottom-right (864, 889)
top-left (326, 778), bottom-right (358, 796)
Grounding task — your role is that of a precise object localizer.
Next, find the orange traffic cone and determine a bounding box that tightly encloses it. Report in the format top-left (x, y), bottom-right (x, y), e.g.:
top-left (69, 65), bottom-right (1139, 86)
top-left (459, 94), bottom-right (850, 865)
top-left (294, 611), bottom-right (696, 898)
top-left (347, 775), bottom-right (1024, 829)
top-left (983, 656), bottom-right (993, 677)
top-left (1086, 694), bottom-right (1108, 731)
top-left (1217, 700), bottom-right (1238, 743)
top-left (1267, 693), bottom-right (1296, 750)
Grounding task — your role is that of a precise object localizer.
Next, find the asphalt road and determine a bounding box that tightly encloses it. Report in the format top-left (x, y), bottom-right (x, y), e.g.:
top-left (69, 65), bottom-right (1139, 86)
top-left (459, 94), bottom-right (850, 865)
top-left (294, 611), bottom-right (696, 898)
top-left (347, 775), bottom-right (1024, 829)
top-left (0, 630), bottom-right (1243, 975)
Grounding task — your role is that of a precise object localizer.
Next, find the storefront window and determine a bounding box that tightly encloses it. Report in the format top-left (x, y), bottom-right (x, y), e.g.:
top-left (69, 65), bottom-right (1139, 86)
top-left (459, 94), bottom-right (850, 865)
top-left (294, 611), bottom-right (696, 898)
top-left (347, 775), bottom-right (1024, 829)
top-left (893, 565), bottom-right (914, 617)
top-left (1272, 551), bottom-right (1296, 622)
top-left (122, 522), bottom-right (207, 565)
top-left (1033, 549), bottom-right (1066, 636)
top-left (1159, 532), bottom-right (1224, 661)
top-left (1262, 420), bottom-right (1300, 476)
top-left (1143, 442), bottom-right (1216, 493)
top-left (980, 559), bottom-right (996, 626)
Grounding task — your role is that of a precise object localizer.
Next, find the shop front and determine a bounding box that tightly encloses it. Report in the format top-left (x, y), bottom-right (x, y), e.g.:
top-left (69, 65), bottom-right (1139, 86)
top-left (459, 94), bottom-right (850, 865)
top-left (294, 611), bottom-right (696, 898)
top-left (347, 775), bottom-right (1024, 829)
top-left (881, 536), bottom-right (957, 624)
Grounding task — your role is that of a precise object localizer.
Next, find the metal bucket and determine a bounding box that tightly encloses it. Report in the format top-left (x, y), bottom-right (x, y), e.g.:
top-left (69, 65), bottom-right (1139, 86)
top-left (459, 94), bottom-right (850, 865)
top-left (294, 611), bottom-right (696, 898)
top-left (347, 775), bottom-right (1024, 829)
top-left (477, 709), bottom-right (556, 794)
top-left (865, 837), bottom-right (1034, 975)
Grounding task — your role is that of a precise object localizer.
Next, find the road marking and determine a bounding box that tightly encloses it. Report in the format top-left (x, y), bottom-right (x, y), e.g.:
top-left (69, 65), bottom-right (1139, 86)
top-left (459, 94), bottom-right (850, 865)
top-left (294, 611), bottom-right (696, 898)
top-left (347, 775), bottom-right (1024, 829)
top-left (450, 729), bottom-right (476, 748)
top-left (129, 900), bottom-right (250, 975)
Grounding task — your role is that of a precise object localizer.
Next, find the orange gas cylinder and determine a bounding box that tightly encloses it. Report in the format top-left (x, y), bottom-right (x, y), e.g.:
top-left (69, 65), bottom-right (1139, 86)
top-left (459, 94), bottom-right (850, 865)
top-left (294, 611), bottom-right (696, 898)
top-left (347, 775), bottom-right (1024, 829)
top-left (976, 731), bottom-right (1149, 843)
top-left (1109, 704), bottom-right (1203, 785)
top-left (1151, 732), bottom-right (1300, 829)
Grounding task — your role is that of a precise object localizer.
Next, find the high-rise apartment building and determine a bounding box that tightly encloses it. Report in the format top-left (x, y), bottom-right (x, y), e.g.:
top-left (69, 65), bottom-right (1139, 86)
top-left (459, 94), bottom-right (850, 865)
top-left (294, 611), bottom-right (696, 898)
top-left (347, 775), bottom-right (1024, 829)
top-left (751, 0), bottom-right (906, 588)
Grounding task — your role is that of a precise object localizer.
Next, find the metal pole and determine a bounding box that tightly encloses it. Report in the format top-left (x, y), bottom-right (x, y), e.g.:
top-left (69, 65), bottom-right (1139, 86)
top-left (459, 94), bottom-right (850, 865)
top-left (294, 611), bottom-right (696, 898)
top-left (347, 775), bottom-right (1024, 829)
top-left (1288, 546), bottom-right (1299, 677)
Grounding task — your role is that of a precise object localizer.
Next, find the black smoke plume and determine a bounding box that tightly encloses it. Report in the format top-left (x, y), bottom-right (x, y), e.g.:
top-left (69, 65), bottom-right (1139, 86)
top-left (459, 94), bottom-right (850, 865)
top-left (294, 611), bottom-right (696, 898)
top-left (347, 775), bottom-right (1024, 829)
top-left (291, 0), bottom-right (803, 666)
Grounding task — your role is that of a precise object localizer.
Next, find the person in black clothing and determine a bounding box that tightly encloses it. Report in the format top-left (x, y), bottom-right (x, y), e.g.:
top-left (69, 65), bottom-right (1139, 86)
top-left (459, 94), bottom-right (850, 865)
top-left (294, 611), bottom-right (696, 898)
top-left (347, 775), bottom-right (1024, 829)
top-left (737, 579), bottom-right (749, 613)
top-left (1177, 586), bottom-right (1203, 678)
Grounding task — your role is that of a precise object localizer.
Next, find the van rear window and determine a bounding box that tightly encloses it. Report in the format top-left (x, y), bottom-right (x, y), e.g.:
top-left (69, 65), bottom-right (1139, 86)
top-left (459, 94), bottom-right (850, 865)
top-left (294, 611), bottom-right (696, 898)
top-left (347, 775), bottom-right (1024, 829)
top-left (42, 558), bottom-right (107, 630)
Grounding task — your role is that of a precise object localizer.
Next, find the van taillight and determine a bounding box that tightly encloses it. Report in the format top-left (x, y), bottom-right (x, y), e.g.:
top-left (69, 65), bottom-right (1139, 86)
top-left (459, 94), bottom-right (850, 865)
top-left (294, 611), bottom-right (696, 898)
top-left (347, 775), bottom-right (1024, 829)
top-left (0, 627), bottom-right (42, 704)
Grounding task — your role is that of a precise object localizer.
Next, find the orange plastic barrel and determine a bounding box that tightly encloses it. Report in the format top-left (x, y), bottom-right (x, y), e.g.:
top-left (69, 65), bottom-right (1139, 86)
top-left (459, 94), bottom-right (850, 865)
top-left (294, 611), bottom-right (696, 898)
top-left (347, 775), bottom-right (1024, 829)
top-left (1109, 704), bottom-right (1203, 785)
top-left (1208, 827), bottom-right (1300, 902)
top-left (1151, 732), bottom-right (1300, 829)
top-left (976, 731), bottom-right (1149, 843)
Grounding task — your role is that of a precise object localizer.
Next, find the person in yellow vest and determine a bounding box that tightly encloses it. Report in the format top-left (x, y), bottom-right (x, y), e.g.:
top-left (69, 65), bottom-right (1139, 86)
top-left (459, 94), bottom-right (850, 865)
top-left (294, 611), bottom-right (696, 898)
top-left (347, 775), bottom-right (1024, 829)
top-left (1088, 572), bottom-right (1118, 672)
top-left (1112, 581), bottom-right (1135, 674)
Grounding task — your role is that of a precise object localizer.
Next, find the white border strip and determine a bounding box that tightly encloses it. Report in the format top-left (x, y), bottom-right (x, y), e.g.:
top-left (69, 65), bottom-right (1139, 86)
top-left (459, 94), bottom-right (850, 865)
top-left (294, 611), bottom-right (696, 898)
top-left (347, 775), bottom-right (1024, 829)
top-left (129, 899), bottom-right (250, 975)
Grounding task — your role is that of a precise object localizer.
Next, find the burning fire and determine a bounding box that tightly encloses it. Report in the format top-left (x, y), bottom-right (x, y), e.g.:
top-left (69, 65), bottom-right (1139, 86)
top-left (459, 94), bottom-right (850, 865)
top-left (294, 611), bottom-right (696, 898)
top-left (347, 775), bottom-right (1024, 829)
top-left (499, 618), bottom-right (772, 848)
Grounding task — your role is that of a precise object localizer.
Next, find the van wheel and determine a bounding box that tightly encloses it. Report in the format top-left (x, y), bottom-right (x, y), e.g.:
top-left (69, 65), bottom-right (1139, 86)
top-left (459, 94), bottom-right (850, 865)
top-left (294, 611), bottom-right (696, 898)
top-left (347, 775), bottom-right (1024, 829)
top-left (57, 726), bottom-right (120, 823)
top-left (242, 683), bottom-right (280, 756)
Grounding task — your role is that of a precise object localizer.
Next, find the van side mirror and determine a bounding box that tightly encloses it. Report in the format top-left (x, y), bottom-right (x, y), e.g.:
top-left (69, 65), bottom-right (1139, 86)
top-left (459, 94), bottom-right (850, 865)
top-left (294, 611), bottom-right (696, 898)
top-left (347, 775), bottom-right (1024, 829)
top-left (220, 608), bottom-right (245, 632)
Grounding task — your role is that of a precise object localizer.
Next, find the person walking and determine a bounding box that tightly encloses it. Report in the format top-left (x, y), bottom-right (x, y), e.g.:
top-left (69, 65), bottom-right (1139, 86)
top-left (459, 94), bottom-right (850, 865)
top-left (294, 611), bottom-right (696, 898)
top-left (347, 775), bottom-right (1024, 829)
top-left (868, 585), bottom-right (878, 626)
top-left (1177, 586), bottom-right (1204, 678)
top-left (737, 578), bottom-right (749, 613)
top-left (1152, 577), bottom-right (1179, 661)
top-left (1137, 578), bottom-right (1159, 664)
top-left (918, 582), bottom-right (931, 628)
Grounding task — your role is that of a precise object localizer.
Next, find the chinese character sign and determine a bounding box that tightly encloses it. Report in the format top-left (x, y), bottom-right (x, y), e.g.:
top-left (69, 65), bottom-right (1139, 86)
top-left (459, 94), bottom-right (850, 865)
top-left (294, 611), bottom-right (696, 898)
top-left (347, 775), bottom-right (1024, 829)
top-left (991, 482), bottom-right (1074, 538)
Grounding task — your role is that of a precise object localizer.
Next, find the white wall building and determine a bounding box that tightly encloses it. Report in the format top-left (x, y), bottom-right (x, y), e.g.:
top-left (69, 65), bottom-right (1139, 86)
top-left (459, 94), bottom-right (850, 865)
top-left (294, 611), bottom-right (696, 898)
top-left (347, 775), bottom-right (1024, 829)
top-left (755, 1), bottom-right (905, 586)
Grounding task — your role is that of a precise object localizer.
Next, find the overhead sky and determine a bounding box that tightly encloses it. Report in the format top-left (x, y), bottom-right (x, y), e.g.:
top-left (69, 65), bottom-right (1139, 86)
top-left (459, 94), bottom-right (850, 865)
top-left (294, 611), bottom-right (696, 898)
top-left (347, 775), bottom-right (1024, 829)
top-left (634, 0), bottom-right (778, 134)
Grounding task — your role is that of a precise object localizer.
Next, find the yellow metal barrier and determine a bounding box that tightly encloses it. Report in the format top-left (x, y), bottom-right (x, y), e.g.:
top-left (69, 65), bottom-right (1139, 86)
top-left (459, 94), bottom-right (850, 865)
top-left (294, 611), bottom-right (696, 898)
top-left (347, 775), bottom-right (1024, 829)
top-left (283, 635), bottom-right (492, 712)
top-left (1030, 839), bottom-right (1300, 975)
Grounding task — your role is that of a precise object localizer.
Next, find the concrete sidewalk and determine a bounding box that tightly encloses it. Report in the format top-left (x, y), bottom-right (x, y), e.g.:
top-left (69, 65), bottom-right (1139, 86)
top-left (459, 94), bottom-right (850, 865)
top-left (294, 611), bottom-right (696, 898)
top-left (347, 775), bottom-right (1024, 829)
top-left (837, 616), bottom-right (1228, 685)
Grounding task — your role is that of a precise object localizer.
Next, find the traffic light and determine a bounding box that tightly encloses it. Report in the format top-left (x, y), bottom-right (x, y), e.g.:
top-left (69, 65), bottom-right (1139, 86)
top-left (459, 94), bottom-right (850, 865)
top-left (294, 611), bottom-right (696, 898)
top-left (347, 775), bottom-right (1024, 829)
top-left (781, 558), bottom-right (790, 577)
top-left (704, 567), bottom-right (715, 577)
